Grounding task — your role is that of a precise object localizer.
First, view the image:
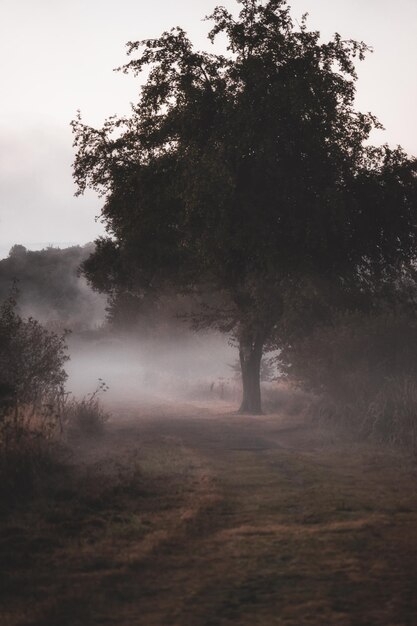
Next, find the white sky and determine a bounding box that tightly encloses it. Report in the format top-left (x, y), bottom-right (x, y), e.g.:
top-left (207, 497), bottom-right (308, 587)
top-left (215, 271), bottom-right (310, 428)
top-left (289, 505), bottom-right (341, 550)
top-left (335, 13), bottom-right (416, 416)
top-left (1, 0), bottom-right (416, 259)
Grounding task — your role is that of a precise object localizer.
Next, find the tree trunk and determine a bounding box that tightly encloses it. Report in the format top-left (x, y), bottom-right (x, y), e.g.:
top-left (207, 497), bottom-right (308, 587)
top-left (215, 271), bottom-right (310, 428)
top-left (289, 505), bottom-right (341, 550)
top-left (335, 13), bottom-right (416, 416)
top-left (238, 328), bottom-right (264, 415)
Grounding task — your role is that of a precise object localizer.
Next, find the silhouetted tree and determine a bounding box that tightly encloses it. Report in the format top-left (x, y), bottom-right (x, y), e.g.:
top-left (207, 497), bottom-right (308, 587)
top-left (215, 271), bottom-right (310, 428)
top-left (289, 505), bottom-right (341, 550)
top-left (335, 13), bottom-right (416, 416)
top-left (72, 0), bottom-right (417, 413)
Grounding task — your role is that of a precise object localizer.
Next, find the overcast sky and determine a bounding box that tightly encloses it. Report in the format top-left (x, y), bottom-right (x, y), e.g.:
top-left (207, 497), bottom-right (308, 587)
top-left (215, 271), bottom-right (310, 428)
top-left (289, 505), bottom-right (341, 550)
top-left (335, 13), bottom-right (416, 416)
top-left (1, 0), bottom-right (416, 259)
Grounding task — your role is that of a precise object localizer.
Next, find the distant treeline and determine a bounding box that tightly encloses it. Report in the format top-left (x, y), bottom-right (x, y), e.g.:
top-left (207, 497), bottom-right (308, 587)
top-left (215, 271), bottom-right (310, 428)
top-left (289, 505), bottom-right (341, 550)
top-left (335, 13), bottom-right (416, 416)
top-left (0, 244), bottom-right (106, 330)
top-left (0, 244), bottom-right (198, 337)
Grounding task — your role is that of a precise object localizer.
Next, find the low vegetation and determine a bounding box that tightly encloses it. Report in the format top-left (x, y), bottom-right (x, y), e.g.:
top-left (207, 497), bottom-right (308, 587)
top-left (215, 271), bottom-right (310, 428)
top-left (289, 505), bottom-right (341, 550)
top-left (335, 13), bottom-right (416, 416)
top-left (281, 306), bottom-right (417, 453)
top-left (62, 380), bottom-right (110, 439)
top-left (2, 405), bottom-right (417, 625)
top-left (0, 290), bottom-right (109, 505)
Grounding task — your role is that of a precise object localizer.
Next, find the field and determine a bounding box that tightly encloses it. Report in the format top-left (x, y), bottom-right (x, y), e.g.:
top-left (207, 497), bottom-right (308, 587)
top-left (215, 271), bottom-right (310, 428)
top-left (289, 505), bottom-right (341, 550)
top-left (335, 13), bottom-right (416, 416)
top-left (2, 400), bottom-right (417, 626)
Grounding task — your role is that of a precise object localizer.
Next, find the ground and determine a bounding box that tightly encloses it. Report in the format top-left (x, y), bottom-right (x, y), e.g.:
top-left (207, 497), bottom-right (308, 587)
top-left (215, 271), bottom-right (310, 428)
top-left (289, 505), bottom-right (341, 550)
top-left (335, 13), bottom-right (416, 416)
top-left (2, 400), bottom-right (417, 625)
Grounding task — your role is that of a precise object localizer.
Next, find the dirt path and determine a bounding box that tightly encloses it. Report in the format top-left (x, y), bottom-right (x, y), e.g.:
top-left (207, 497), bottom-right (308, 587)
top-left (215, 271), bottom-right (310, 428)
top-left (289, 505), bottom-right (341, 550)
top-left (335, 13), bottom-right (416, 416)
top-left (2, 401), bottom-right (417, 625)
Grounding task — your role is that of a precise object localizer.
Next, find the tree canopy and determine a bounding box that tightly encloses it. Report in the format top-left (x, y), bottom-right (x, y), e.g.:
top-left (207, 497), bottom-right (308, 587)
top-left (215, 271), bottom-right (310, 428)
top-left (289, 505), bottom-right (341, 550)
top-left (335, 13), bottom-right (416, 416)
top-left (72, 0), bottom-right (417, 413)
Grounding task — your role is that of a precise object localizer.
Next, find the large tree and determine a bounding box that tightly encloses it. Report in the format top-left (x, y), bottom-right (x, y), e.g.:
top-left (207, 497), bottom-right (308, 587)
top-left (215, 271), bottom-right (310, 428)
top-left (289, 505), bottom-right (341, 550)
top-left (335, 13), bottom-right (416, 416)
top-left (72, 0), bottom-right (417, 413)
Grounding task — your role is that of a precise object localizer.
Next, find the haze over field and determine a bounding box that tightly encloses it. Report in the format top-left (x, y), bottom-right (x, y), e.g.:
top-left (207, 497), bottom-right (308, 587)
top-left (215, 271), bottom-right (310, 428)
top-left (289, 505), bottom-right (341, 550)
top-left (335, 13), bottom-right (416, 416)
top-left (0, 245), bottom-right (238, 403)
top-left (66, 331), bottom-right (237, 402)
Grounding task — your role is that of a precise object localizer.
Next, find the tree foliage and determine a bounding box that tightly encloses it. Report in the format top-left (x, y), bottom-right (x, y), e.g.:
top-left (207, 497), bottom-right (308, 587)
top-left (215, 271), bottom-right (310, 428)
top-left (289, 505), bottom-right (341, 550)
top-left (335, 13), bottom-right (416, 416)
top-left (72, 0), bottom-right (417, 413)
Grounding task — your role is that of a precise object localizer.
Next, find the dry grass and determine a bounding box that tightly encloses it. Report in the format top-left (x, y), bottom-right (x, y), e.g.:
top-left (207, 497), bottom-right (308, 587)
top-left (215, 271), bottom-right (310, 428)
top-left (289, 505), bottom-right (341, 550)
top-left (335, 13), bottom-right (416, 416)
top-left (1, 402), bottom-right (417, 625)
top-left (0, 387), bottom-right (110, 505)
top-left (0, 404), bottom-right (67, 503)
top-left (62, 393), bottom-right (109, 439)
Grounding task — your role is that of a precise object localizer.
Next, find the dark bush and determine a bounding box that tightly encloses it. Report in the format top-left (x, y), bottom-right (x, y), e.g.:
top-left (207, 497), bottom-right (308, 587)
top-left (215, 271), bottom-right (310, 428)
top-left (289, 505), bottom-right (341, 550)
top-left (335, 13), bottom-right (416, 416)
top-left (0, 289), bottom-right (69, 500)
top-left (0, 288), bottom-right (68, 410)
top-left (280, 309), bottom-right (417, 451)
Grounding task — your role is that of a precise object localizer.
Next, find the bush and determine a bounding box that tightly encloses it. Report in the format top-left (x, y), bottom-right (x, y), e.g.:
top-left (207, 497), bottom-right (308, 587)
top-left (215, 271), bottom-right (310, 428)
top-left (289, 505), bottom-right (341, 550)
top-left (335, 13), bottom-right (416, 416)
top-left (0, 287), bottom-right (68, 412)
top-left (280, 309), bottom-right (417, 451)
top-left (0, 289), bottom-right (69, 501)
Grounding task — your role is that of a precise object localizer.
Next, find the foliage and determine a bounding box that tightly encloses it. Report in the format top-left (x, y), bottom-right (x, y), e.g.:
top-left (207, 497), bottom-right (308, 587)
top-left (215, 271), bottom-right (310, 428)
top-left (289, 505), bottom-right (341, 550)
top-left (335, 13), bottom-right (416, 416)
top-left (0, 291), bottom-right (112, 501)
top-left (0, 289), bottom-right (71, 500)
top-left (280, 305), bottom-right (417, 450)
top-left (72, 0), bottom-right (417, 413)
top-left (281, 306), bottom-right (417, 396)
top-left (0, 288), bottom-right (69, 411)
top-left (105, 287), bottom-right (200, 337)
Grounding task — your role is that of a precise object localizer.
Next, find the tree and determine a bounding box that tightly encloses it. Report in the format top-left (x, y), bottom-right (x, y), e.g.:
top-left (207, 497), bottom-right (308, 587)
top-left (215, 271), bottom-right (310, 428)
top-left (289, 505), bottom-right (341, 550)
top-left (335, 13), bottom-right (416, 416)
top-left (72, 0), bottom-right (417, 414)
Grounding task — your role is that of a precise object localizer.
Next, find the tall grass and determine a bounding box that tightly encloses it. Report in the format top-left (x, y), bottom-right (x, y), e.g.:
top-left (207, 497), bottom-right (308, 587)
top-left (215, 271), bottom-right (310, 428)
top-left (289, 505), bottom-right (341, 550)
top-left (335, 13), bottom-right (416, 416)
top-left (363, 377), bottom-right (417, 450)
top-left (0, 386), bottom-right (110, 504)
top-left (62, 381), bottom-right (110, 439)
top-left (0, 401), bottom-right (67, 502)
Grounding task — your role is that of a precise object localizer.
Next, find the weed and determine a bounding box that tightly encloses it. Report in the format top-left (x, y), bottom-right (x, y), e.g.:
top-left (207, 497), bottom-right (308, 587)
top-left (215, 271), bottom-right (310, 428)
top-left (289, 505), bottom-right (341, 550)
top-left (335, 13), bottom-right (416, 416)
top-left (62, 380), bottom-right (110, 439)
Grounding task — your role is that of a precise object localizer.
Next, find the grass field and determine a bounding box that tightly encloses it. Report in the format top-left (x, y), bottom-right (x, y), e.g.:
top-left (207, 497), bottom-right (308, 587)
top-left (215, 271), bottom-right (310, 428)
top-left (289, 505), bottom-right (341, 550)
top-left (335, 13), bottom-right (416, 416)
top-left (2, 401), bottom-right (417, 625)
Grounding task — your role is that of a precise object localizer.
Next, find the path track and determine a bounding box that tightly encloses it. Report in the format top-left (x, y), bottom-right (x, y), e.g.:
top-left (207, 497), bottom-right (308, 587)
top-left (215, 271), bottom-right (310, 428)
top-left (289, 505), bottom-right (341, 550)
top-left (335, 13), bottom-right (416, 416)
top-left (2, 401), bottom-right (417, 625)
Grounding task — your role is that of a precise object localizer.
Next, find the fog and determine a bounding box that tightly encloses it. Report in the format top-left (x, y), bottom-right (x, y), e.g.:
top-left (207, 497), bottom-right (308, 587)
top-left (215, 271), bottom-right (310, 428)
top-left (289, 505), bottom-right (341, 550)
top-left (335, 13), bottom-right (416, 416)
top-left (0, 244), bottom-right (241, 407)
top-left (66, 330), bottom-right (238, 406)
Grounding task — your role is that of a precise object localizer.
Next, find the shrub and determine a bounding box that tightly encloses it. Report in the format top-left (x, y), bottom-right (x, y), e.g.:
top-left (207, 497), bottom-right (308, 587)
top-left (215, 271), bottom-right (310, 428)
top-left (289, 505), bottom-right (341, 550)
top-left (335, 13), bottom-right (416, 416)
top-left (280, 309), bottom-right (417, 451)
top-left (0, 287), bottom-right (69, 412)
top-left (0, 289), bottom-right (69, 501)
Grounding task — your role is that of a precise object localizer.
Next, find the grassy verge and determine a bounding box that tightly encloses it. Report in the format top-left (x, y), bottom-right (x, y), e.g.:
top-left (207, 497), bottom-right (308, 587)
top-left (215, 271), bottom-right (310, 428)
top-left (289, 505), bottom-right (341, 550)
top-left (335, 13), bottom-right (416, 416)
top-left (1, 405), bottom-right (417, 625)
